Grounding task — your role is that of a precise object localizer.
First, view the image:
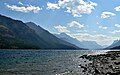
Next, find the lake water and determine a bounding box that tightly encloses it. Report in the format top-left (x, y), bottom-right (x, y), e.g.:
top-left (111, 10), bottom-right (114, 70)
top-left (0, 50), bottom-right (109, 75)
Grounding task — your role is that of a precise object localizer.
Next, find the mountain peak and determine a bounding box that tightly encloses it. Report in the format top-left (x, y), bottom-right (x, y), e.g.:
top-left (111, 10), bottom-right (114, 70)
top-left (26, 22), bottom-right (37, 25)
top-left (60, 33), bottom-right (68, 36)
top-left (0, 14), bottom-right (79, 49)
top-left (106, 39), bottom-right (120, 49)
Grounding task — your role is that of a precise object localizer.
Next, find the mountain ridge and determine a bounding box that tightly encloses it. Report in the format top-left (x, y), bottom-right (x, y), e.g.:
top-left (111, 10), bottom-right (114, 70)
top-left (106, 40), bottom-right (120, 49)
top-left (55, 33), bottom-right (103, 50)
top-left (0, 14), bottom-right (80, 49)
top-left (26, 22), bottom-right (81, 49)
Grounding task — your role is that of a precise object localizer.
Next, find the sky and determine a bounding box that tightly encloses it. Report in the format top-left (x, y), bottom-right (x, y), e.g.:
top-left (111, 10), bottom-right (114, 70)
top-left (0, 0), bottom-right (120, 46)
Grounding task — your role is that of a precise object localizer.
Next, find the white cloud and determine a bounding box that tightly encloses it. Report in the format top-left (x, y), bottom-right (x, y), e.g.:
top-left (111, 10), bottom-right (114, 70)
top-left (47, 0), bottom-right (97, 17)
top-left (99, 26), bottom-right (107, 30)
top-left (47, 2), bottom-right (60, 10)
top-left (72, 33), bottom-right (117, 46)
top-left (68, 21), bottom-right (84, 29)
top-left (18, 1), bottom-right (23, 5)
top-left (96, 22), bottom-right (99, 25)
top-left (115, 6), bottom-right (120, 11)
top-left (6, 4), bottom-right (42, 13)
top-left (72, 33), bottom-right (94, 41)
top-left (54, 25), bottom-right (70, 33)
top-left (115, 24), bottom-right (120, 28)
top-left (93, 31), bottom-right (97, 33)
top-left (111, 30), bottom-right (120, 34)
top-left (101, 12), bottom-right (116, 19)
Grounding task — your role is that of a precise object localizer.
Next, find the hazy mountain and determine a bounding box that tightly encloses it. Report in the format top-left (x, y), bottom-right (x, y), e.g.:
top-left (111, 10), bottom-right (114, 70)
top-left (55, 33), bottom-right (103, 50)
top-left (106, 40), bottom-right (120, 49)
top-left (26, 22), bottom-right (81, 49)
top-left (102, 45), bottom-right (109, 48)
top-left (55, 33), bottom-right (85, 49)
top-left (81, 41), bottom-right (103, 50)
top-left (0, 14), bottom-right (79, 49)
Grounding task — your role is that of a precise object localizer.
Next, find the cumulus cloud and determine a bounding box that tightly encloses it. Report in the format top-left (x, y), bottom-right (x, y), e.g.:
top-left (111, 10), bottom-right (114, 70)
top-left (6, 4), bottom-right (42, 13)
top-left (72, 33), bottom-right (117, 46)
top-left (101, 12), bottom-right (116, 19)
top-left (47, 0), bottom-right (97, 17)
top-left (18, 1), bottom-right (23, 5)
top-left (111, 30), bottom-right (120, 34)
top-left (115, 6), bottom-right (120, 11)
top-left (72, 33), bottom-right (94, 41)
top-left (47, 2), bottom-right (60, 10)
top-left (115, 24), bottom-right (120, 28)
top-left (99, 26), bottom-right (107, 30)
top-left (68, 21), bottom-right (84, 29)
top-left (54, 25), bottom-right (70, 33)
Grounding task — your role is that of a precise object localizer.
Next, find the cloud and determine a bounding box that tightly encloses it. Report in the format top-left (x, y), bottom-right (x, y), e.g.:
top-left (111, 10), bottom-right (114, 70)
top-left (115, 24), bottom-right (120, 28)
top-left (47, 0), bottom-right (97, 17)
top-left (68, 21), bottom-right (84, 29)
top-left (6, 4), bottom-right (42, 13)
top-left (72, 33), bottom-right (94, 41)
top-left (18, 1), bottom-right (23, 5)
top-left (72, 33), bottom-right (117, 46)
top-left (54, 25), bottom-right (70, 33)
top-left (99, 26), bottom-right (107, 30)
top-left (101, 12), bottom-right (116, 19)
top-left (111, 30), bottom-right (120, 34)
top-left (96, 22), bottom-right (99, 25)
top-left (115, 6), bottom-right (120, 11)
top-left (47, 2), bottom-right (60, 10)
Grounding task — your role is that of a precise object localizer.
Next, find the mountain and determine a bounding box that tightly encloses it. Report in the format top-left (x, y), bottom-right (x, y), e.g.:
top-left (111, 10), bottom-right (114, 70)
top-left (26, 22), bottom-right (81, 49)
top-left (102, 45), bottom-right (109, 48)
top-left (0, 14), bottom-right (46, 49)
top-left (106, 40), bottom-right (120, 49)
top-left (80, 41), bottom-right (103, 50)
top-left (55, 33), bottom-right (85, 49)
top-left (0, 14), bottom-right (79, 49)
top-left (55, 33), bottom-right (103, 50)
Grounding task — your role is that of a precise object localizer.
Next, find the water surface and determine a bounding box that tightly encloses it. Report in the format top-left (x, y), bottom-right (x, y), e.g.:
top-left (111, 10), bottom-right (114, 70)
top-left (0, 49), bottom-right (108, 75)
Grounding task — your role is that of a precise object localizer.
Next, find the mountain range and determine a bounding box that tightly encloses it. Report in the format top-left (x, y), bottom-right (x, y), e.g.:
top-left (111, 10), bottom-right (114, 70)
top-left (0, 14), bottom-right (80, 49)
top-left (26, 22), bottom-right (81, 49)
top-left (81, 41), bottom-right (103, 50)
top-left (106, 40), bottom-right (120, 49)
top-left (55, 33), bottom-right (85, 49)
top-left (55, 33), bottom-right (103, 50)
top-left (0, 14), bottom-right (120, 50)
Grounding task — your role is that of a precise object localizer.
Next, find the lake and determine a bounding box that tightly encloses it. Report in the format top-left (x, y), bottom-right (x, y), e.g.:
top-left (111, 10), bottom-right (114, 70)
top-left (0, 50), bottom-right (109, 75)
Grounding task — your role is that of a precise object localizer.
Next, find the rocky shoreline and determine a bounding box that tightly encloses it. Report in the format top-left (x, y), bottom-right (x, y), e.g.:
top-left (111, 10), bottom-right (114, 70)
top-left (79, 51), bottom-right (120, 75)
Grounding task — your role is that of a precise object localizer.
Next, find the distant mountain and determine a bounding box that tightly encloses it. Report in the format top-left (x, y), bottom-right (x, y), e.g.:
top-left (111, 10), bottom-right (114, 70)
top-left (55, 33), bottom-right (85, 49)
top-left (26, 22), bottom-right (80, 49)
top-left (55, 33), bottom-right (103, 49)
top-left (106, 40), bottom-right (120, 49)
top-left (55, 33), bottom-right (102, 50)
top-left (102, 45), bottom-right (109, 48)
top-left (80, 41), bottom-right (103, 50)
top-left (0, 14), bottom-right (79, 49)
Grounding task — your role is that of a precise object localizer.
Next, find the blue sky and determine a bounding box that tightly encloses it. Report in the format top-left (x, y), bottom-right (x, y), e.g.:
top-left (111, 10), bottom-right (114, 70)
top-left (0, 0), bottom-right (120, 46)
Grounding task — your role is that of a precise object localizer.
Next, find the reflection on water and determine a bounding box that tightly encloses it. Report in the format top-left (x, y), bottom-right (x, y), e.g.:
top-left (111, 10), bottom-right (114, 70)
top-left (0, 50), bottom-right (109, 75)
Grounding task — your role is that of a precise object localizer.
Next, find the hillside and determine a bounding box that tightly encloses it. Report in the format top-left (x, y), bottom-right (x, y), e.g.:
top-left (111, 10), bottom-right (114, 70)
top-left (0, 14), bottom-right (79, 49)
top-left (55, 33), bottom-right (102, 50)
top-left (106, 40), bottom-right (120, 49)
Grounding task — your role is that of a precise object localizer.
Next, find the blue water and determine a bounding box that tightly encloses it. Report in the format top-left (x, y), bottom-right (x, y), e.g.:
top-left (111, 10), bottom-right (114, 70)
top-left (0, 50), bottom-right (105, 75)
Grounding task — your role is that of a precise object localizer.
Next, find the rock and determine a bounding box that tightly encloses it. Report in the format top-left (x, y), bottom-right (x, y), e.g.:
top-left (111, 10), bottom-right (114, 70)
top-left (79, 51), bottom-right (120, 75)
top-left (95, 68), bottom-right (100, 74)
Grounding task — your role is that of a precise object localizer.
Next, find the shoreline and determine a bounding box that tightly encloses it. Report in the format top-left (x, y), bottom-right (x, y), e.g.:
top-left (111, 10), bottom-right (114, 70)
top-left (79, 50), bottom-right (120, 75)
